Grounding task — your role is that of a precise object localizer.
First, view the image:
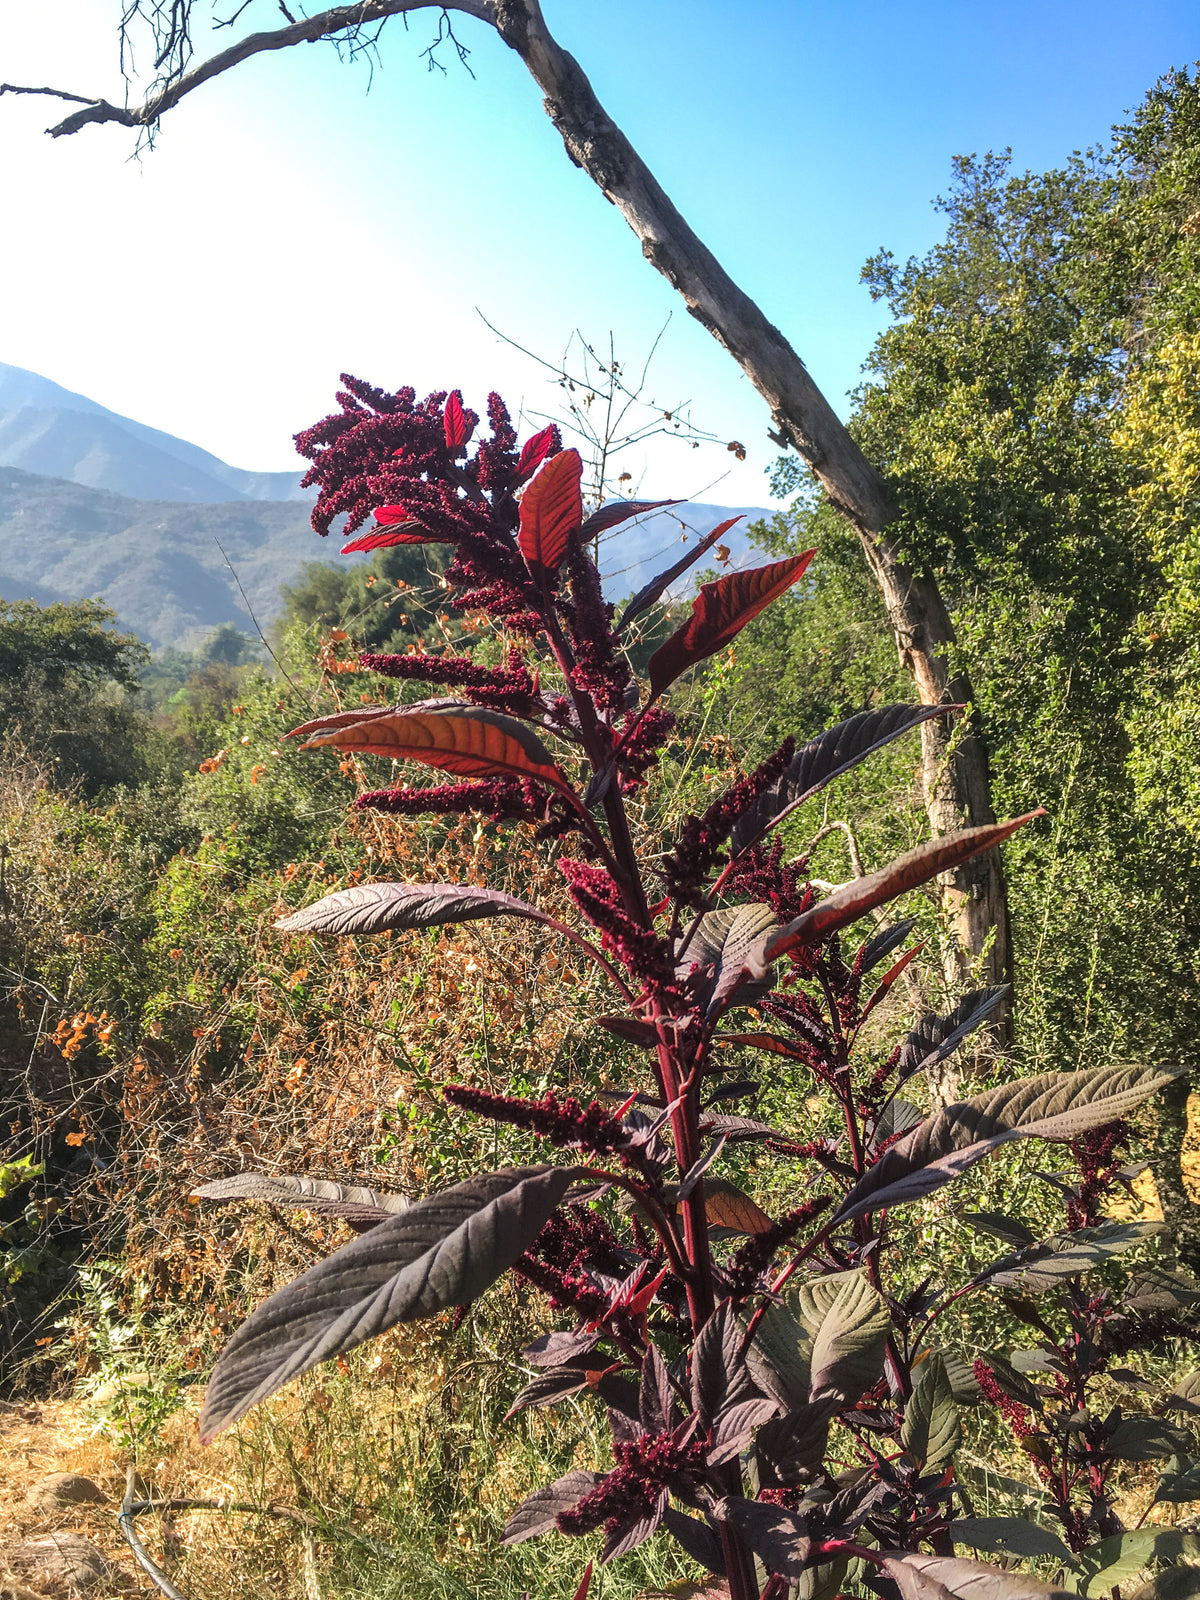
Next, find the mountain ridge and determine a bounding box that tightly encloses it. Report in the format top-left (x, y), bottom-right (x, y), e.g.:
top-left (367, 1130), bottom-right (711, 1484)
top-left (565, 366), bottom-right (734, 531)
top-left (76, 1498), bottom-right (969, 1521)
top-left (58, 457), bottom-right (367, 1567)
top-left (0, 364), bottom-right (775, 651)
top-left (0, 364), bottom-right (307, 503)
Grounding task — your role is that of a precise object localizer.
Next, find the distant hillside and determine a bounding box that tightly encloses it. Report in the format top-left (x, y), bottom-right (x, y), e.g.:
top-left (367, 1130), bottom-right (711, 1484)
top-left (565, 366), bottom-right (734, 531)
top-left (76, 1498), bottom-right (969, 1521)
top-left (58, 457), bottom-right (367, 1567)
top-left (0, 365), bottom-right (775, 647)
top-left (0, 468), bottom-right (315, 650)
top-left (0, 463), bottom-right (773, 652)
top-left (0, 364), bottom-right (306, 503)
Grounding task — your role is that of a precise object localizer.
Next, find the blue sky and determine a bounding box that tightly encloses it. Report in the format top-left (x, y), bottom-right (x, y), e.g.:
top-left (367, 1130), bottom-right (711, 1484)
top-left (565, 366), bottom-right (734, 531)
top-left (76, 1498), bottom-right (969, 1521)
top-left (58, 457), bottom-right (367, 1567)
top-left (0, 1), bottom-right (1195, 505)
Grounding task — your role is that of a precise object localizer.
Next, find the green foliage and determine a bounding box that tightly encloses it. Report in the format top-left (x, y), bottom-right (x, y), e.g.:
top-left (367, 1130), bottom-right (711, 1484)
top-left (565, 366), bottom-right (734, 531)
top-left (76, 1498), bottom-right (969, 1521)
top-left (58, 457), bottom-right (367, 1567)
top-left (0, 597), bottom-right (152, 793)
top-left (279, 543), bottom-right (448, 654)
top-left (713, 70), bottom-right (1200, 1083)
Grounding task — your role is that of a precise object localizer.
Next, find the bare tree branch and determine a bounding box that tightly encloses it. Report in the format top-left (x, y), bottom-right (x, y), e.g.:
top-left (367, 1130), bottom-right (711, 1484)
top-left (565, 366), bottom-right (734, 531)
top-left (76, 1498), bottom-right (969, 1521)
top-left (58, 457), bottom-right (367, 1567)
top-left (0, 83), bottom-right (102, 107)
top-left (3, 1), bottom-right (494, 137)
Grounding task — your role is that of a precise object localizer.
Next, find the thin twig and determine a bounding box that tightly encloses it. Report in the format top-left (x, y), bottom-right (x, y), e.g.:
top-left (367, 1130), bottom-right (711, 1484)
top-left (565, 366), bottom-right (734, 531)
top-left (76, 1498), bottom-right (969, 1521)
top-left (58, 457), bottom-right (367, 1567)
top-left (212, 536), bottom-right (307, 702)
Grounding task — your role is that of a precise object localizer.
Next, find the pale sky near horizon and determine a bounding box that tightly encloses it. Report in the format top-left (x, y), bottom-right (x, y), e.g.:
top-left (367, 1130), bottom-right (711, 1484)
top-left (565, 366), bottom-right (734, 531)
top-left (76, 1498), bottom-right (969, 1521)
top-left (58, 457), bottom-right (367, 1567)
top-left (0, 2), bottom-right (1196, 507)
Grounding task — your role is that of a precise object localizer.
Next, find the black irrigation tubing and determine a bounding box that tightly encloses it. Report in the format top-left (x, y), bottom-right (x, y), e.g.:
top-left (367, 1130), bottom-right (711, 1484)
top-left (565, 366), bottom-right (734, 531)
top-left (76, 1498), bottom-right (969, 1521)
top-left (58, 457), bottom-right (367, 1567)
top-left (118, 1468), bottom-right (401, 1599)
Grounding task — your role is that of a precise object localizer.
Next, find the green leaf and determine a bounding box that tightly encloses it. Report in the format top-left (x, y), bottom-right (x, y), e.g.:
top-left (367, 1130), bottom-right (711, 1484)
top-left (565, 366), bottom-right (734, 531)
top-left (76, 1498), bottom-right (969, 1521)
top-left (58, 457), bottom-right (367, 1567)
top-left (746, 1271), bottom-right (889, 1414)
top-left (964, 1211), bottom-right (1037, 1248)
top-left (1163, 1372), bottom-right (1200, 1417)
top-left (798, 1271), bottom-right (890, 1408)
top-left (199, 1165), bottom-right (580, 1441)
top-left (950, 1518), bottom-right (1077, 1564)
top-left (1156, 1456), bottom-right (1200, 1503)
top-left (1131, 1564), bottom-right (1200, 1600)
top-left (745, 1299), bottom-right (811, 1411)
top-left (1074, 1531), bottom-right (1200, 1596)
top-left (973, 1222), bottom-right (1165, 1292)
top-left (902, 1352), bottom-right (962, 1472)
top-left (937, 1348), bottom-right (984, 1406)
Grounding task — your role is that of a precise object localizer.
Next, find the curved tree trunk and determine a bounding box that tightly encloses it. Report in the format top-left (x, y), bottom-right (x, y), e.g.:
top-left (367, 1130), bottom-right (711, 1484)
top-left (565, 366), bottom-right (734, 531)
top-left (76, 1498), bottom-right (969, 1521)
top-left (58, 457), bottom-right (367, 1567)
top-left (496, 0), bottom-right (1012, 1013)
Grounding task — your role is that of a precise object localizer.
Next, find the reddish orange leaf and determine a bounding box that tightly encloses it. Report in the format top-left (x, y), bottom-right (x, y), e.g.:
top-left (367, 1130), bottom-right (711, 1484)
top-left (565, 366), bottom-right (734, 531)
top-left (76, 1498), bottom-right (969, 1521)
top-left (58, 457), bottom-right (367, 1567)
top-left (300, 707), bottom-right (577, 800)
top-left (703, 1180), bottom-right (773, 1235)
top-left (515, 425), bottom-right (558, 482)
top-left (518, 448), bottom-right (583, 574)
top-left (715, 1031), bottom-right (806, 1060)
top-left (286, 698), bottom-right (462, 742)
top-left (765, 812), bottom-right (1045, 960)
top-left (341, 523), bottom-right (447, 554)
top-left (647, 550), bottom-right (816, 698)
top-left (443, 390), bottom-right (471, 450)
top-left (572, 1561), bottom-right (594, 1600)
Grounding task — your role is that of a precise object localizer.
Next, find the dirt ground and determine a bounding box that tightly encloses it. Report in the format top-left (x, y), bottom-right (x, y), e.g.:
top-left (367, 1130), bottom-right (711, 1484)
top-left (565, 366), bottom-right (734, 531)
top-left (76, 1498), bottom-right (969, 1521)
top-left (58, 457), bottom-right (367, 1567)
top-left (0, 1395), bottom-right (142, 1596)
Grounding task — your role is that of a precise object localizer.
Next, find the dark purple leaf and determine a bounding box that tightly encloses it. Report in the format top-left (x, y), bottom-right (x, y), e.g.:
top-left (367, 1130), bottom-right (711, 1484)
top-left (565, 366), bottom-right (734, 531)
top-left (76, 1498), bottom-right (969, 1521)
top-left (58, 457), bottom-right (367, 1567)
top-left (729, 705), bottom-right (948, 857)
top-left (193, 1171), bottom-right (410, 1227)
top-left (600, 1490), bottom-right (668, 1563)
top-left (678, 903), bottom-right (779, 1018)
top-left (715, 1496), bottom-right (812, 1578)
top-left (699, 1112), bottom-right (784, 1141)
top-left (703, 1080), bottom-right (760, 1107)
top-left (897, 988), bottom-right (1009, 1079)
top-left (583, 761), bottom-right (616, 810)
top-left (199, 1165), bottom-right (580, 1442)
top-left (275, 882), bottom-right (554, 937)
top-left (866, 1098), bottom-right (923, 1153)
top-left (523, 1328), bottom-right (600, 1369)
top-left (595, 1016), bottom-right (660, 1047)
top-left (505, 1368), bottom-right (589, 1418)
top-left (836, 1064), bottom-right (1181, 1225)
top-left (501, 1470), bottom-right (602, 1544)
top-left (1129, 1268), bottom-right (1200, 1314)
top-left (678, 1133), bottom-right (730, 1201)
top-left (972, 1221), bottom-right (1166, 1293)
top-left (617, 515), bottom-right (742, 631)
top-left (640, 1345), bottom-right (675, 1436)
top-left (579, 498), bottom-right (683, 542)
top-left (880, 1552), bottom-right (1072, 1600)
top-left (755, 1405), bottom-right (831, 1480)
top-left (692, 1301), bottom-right (758, 1428)
top-left (706, 1396), bottom-right (779, 1464)
top-left (661, 1507), bottom-right (726, 1575)
top-left (857, 916), bottom-right (919, 974)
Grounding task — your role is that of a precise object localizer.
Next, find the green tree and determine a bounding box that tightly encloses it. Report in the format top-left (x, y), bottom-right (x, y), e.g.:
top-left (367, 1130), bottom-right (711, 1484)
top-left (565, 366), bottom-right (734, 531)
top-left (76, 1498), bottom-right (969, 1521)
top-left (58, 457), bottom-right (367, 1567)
top-left (278, 545), bottom-right (448, 656)
top-left (0, 599), bottom-right (152, 794)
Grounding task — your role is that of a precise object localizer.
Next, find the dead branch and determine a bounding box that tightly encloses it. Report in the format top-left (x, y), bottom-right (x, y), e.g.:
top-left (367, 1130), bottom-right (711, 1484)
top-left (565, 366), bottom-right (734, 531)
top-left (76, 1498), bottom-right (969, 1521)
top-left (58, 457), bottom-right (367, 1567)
top-left (1, 2), bottom-right (494, 138)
